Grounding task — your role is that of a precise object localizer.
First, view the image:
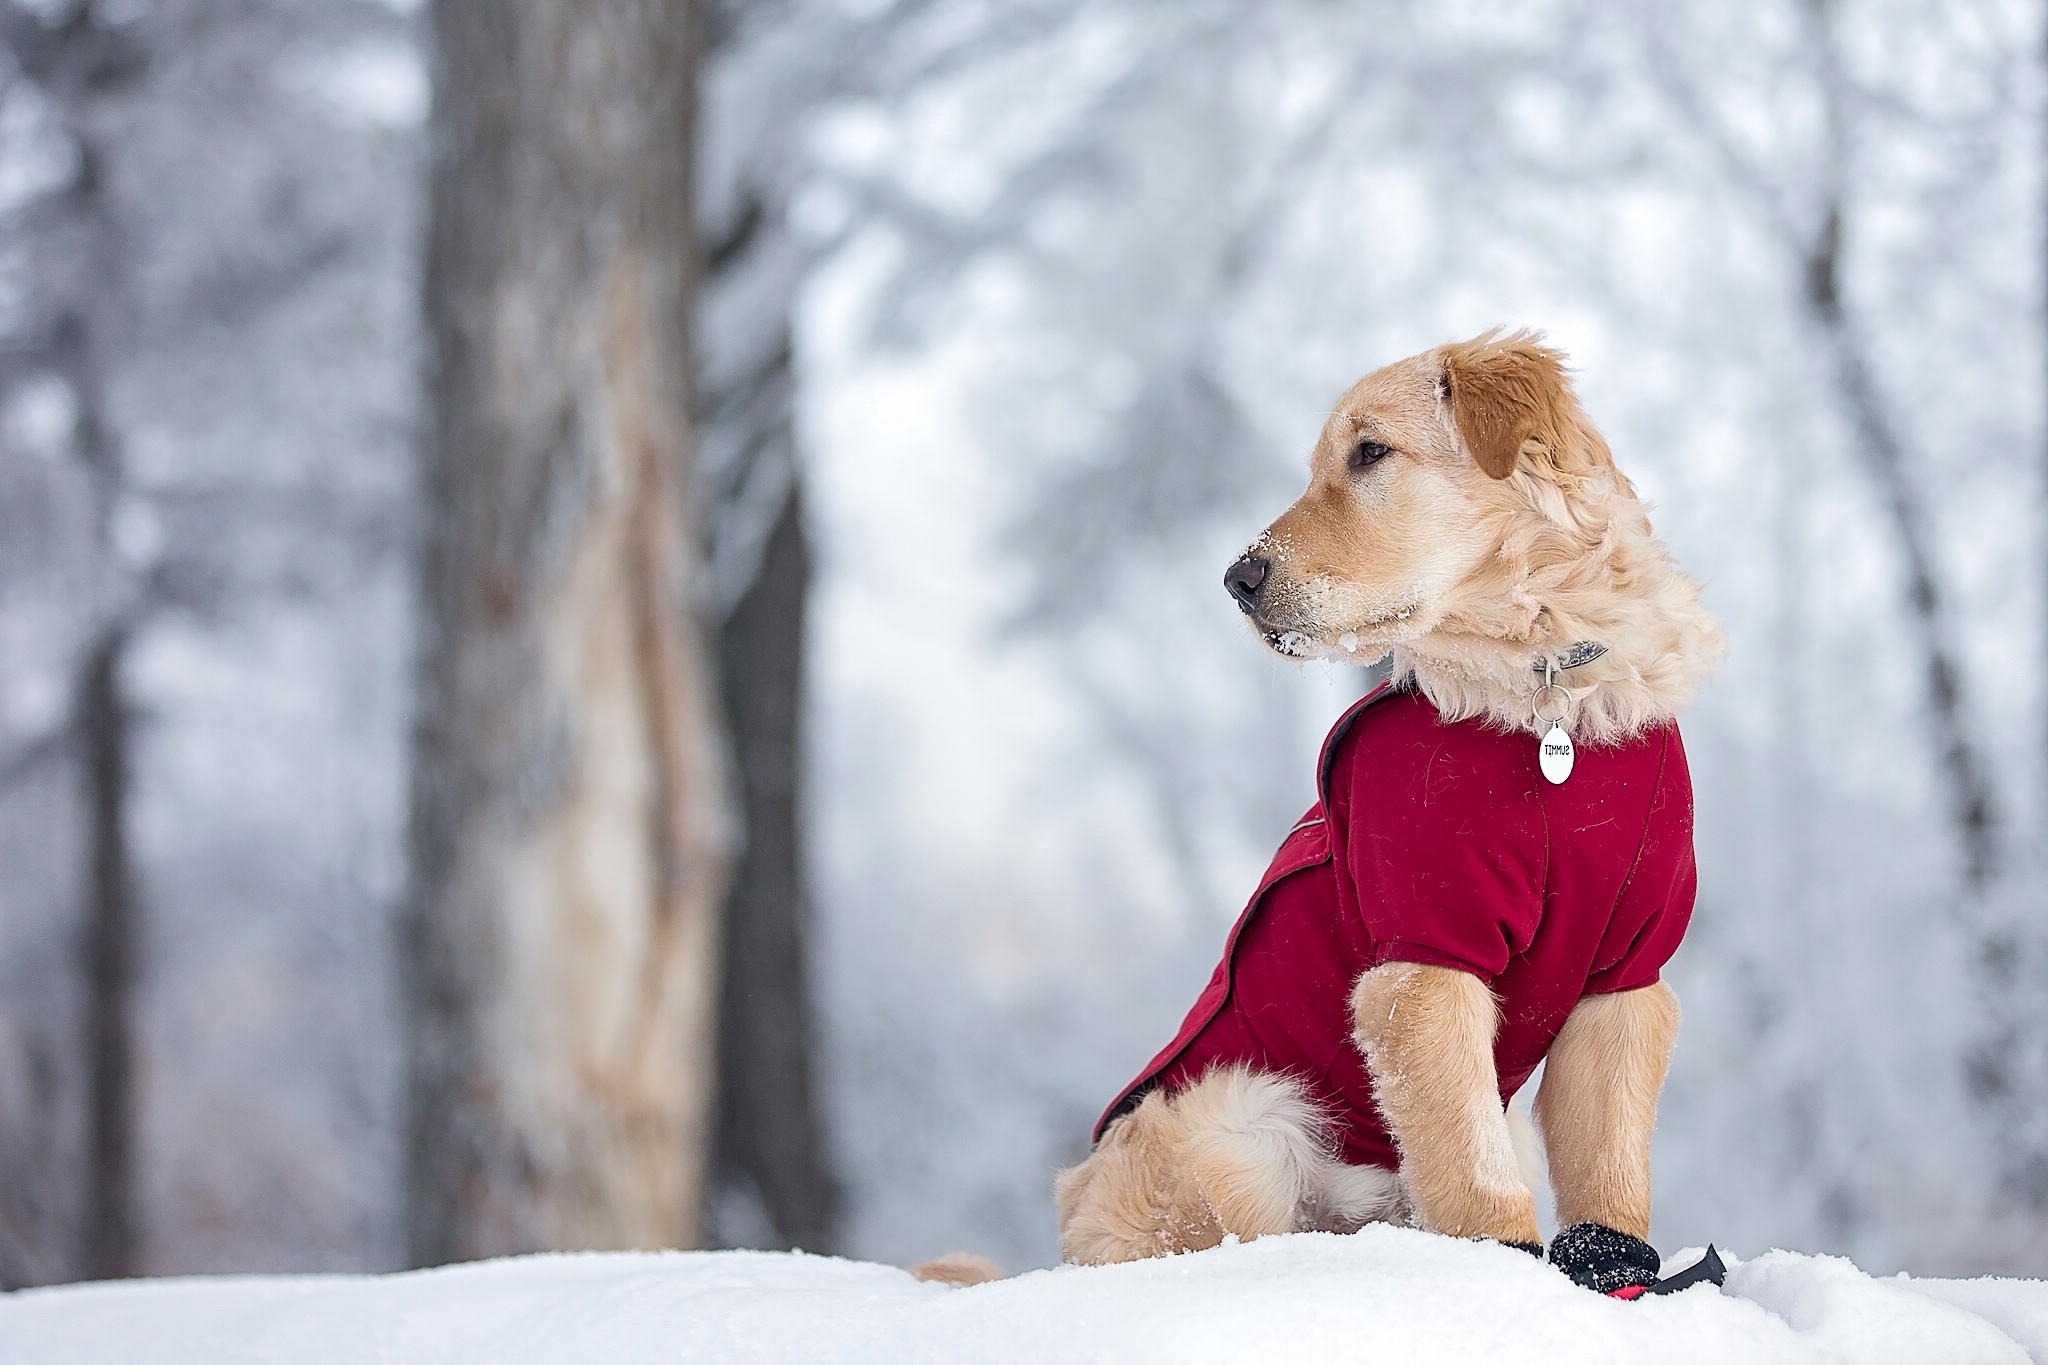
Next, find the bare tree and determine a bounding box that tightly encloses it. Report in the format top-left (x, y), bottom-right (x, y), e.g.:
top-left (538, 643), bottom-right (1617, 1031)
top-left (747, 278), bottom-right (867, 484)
top-left (1647, 0), bottom-right (1999, 890)
top-left (710, 480), bottom-right (833, 1248)
top-left (1959, 0), bottom-right (2048, 1221)
top-left (693, 0), bottom-right (1089, 1251)
top-left (405, 0), bottom-right (731, 1261)
top-left (2, 0), bottom-right (438, 1279)
top-left (699, 184), bottom-right (836, 1247)
top-left (1798, 0), bottom-right (1997, 890)
top-left (0, 2), bottom-right (144, 1286)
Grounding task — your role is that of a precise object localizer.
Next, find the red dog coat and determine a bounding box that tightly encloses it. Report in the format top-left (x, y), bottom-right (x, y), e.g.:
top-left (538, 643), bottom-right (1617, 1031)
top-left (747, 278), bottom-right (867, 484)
top-left (1095, 682), bottom-right (1697, 1171)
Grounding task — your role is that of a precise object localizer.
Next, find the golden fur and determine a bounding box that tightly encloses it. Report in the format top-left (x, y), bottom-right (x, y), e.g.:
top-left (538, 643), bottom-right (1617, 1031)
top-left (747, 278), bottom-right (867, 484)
top-left (1349, 962), bottom-right (1540, 1244)
top-left (1053, 332), bottom-right (1712, 1266)
top-left (1246, 330), bottom-right (1724, 742)
top-left (1055, 1067), bottom-right (1411, 1265)
top-left (1533, 981), bottom-right (1682, 1240)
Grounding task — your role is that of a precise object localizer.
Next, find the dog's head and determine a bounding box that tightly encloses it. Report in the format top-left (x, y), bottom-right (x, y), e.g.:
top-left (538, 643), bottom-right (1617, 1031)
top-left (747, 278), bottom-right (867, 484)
top-left (1225, 330), bottom-right (1615, 661)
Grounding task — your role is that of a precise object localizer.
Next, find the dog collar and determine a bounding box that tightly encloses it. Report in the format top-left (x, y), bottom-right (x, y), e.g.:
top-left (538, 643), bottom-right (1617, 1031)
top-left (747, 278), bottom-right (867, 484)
top-left (1532, 640), bottom-right (1607, 674)
top-left (1531, 641), bottom-right (1605, 786)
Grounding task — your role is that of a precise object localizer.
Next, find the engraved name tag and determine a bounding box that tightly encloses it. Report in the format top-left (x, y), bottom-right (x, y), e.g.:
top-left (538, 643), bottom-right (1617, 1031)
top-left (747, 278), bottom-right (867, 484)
top-left (1539, 724), bottom-right (1575, 785)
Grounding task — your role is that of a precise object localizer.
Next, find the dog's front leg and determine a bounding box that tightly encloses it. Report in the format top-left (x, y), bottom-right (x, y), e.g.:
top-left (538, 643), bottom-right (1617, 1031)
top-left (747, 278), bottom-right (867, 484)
top-left (1350, 962), bottom-right (1539, 1245)
top-left (1531, 981), bottom-right (1681, 1240)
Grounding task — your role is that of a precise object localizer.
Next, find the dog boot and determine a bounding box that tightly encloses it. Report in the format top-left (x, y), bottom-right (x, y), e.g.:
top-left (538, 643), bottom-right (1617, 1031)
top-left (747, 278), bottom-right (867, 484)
top-left (1641, 1246), bottom-right (1727, 1298)
top-left (1548, 1222), bottom-right (1662, 1297)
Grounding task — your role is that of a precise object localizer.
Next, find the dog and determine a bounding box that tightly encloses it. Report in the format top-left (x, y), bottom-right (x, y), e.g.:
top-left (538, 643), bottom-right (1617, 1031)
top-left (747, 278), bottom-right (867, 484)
top-left (1052, 331), bottom-right (1723, 1295)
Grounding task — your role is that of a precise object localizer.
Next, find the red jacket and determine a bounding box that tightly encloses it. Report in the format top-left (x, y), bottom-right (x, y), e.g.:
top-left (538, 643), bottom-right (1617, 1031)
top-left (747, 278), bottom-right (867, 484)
top-left (1095, 683), bottom-right (1698, 1171)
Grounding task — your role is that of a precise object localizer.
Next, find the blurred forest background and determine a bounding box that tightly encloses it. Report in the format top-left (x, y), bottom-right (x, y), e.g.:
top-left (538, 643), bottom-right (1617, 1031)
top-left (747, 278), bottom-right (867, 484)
top-left (0, 0), bottom-right (2045, 1287)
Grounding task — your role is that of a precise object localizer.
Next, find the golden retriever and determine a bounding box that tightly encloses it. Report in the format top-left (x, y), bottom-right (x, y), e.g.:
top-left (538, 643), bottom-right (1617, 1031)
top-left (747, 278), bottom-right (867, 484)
top-left (1049, 331), bottom-right (1723, 1289)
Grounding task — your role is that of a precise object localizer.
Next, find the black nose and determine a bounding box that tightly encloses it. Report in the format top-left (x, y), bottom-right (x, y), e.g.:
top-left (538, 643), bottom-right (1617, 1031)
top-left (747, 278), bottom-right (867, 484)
top-left (1224, 555), bottom-right (1269, 612)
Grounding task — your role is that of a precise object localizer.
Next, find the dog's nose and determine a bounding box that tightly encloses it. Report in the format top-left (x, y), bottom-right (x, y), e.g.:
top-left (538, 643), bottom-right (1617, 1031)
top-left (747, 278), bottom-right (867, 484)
top-left (1224, 555), bottom-right (1269, 612)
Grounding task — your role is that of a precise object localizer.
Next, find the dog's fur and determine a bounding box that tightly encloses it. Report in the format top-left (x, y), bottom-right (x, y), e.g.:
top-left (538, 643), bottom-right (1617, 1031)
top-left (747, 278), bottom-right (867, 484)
top-left (1534, 979), bottom-right (1682, 1240)
top-left (1055, 331), bottom-right (1719, 1264)
top-left (1243, 330), bottom-right (1722, 741)
top-left (1055, 1067), bottom-right (1414, 1265)
top-left (1350, 962), bottom-right (1540, 1244)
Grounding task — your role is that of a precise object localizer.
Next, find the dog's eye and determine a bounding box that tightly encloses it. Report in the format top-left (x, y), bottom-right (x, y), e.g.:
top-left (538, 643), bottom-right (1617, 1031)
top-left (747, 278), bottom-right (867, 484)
top-left (1350, 440), bottom-right (1392, 470)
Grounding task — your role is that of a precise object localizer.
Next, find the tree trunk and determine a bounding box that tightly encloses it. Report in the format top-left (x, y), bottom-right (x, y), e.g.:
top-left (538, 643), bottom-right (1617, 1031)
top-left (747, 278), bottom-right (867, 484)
top-left (1802, 221), bottom-right (1999, 889)
top-left (0, 6), bottom-right (143, 1286)
top-left (696, 63), bottom-right (838, 1240)
top-left (406, 0), bottom-right (730, 1263)
top-left (77, 628), bottom-right (133, 1281)
top-left (714, 481), bottom-right (836, 1249)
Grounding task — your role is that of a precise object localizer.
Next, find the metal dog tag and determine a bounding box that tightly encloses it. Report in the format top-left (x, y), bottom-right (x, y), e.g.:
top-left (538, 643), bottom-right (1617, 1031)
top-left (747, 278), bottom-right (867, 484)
top-left (1539, 724), bottom-right (1574, 785)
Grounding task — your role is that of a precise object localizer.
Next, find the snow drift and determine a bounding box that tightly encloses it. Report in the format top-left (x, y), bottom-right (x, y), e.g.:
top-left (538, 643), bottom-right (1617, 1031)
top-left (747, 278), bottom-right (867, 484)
top-left (6, 1227), bottom-right (2047, 1364)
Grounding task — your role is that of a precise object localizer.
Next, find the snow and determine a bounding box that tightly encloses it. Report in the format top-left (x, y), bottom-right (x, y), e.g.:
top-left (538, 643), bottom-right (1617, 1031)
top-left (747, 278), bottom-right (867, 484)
top-left (7, 1230), bottom-right (2046, 1364)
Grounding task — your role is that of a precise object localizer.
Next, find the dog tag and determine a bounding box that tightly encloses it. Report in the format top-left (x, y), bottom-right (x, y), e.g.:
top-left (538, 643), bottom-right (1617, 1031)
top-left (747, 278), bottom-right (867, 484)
top-left (1539, 724), bottom-right (1574, 784)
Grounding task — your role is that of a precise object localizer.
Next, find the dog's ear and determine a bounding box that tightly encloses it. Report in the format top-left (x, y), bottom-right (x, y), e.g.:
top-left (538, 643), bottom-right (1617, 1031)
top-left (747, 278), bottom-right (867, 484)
top-left (1441, 332), bottom-right (1572, 480)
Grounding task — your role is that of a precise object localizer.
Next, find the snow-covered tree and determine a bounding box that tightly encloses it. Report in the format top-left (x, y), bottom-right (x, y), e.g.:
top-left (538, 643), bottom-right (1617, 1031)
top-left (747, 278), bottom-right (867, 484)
top-left (0, 0), bottom-right (426, 1282)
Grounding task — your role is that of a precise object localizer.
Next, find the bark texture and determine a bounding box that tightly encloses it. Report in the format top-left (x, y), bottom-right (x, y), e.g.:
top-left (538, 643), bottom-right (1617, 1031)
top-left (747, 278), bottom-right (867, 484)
top-left (407, 0), bottom-right (729, 1262)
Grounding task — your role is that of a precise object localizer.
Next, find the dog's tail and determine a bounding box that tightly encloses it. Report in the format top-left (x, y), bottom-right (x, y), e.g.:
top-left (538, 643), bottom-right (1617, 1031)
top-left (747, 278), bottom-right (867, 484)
top-left (908, 1251), bottom-right (1005, 1286)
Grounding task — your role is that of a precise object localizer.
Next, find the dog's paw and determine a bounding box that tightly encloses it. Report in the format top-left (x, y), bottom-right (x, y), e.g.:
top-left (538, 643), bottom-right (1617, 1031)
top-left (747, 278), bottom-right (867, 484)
top-left (1547, 1222), bottom-right (1661, 1295)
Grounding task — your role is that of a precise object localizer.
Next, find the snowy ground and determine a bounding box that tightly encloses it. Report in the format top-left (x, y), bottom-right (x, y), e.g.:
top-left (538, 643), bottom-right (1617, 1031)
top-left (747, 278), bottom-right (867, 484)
top-left (7, 1229), bottom-right (2048, 1364)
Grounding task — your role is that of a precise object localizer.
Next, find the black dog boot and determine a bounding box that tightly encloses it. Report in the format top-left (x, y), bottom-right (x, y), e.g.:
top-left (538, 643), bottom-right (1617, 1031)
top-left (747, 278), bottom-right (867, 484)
top-left (1548, 1222), bottom-right (1663, 1297)
top-left (1643, 1246), bottom-right (1727, 1298)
